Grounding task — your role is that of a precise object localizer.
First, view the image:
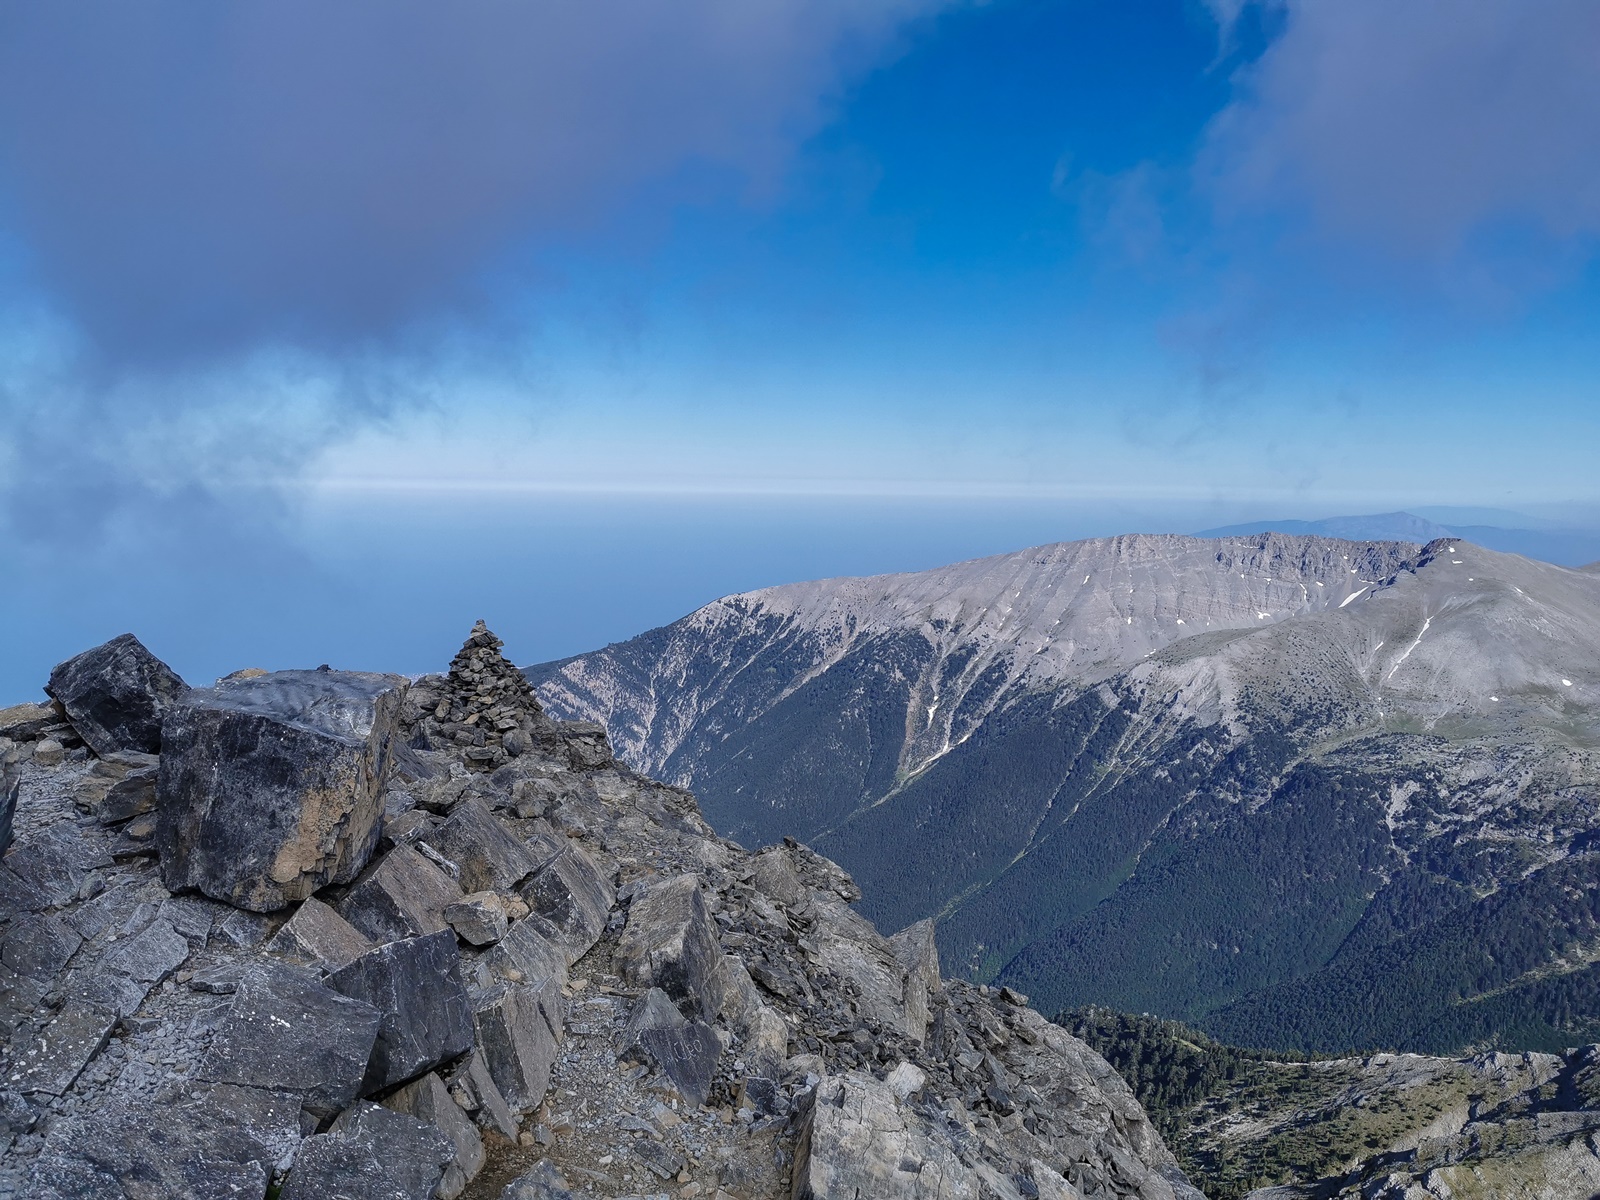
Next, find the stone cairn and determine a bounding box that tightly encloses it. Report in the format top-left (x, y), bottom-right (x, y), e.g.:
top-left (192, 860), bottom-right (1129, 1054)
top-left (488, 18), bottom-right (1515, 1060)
top-left (419, 621), bottom-right (551, 771)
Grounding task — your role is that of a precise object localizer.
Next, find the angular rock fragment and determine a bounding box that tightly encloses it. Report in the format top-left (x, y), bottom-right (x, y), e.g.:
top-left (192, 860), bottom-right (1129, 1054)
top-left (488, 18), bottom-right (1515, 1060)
top-left (446, 1048), bottom-right (519, 1139)
top-left (283, 1101), bottom-right (454, 1200)
top-left (199, 962), bottom-right (382, 1117)
top-left (1, 768), bottom-right (15, 856)
top-left (157, 669), bottom-right (407, 911)
top-left (27, 1082), bottom-right (300, 1200)
top-left (559, 720), bottom-right (613, 769)
top-left (619, 987), bottom-right (721, 1108)
top-left (45, 633), bottom-right (187, 756)
top-left (889, 917), bottom-right (941, 1042)
top-left (337, 842), bottom-right (465, 945)
top-left (444, 891), bottom-right (510, 946)
top-left (499, 1161), bottom-right (578, 1200)
top-left (471, 978), bottom-right (564, 1112)
top-left (427, 796), bottom-right (536, 892)
top-left (615, 874), bottom-right (721, 1018)
top-left (327, 930), bottom-right (475, 1093)
top-left (0, 700), bottom-right (61, 742)
top-left (1, 913), bottom-right (83, 978)
top-left (485, 913), bottom-right (569, 986)
top-left (518, 837), bottom-right (613, 962)
top-left (9, 998), bottom-right (117, 1096)
top-left (793, 1071), bottom-right (981, 1200)
top-left (99, 916), bottom-right (189, 983)
top-left (751, 844), bottom-right (805, 907)
top-left (266, 895), bottom-right (374, 972)
top-left (384, 1071), bottom-right (486, 1200)
top-left (97, 765), bottom-right (158, 824)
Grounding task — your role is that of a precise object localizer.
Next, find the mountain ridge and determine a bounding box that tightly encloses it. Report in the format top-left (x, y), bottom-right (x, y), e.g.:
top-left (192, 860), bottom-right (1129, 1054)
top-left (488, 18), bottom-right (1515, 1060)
top-left (528, 532), bottom-right (1600, 1055)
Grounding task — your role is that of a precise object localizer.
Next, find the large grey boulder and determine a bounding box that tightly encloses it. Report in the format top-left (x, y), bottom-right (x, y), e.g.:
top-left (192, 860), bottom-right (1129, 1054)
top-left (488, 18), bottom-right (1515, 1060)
top-left (615, 874), bottom-right (721, 1018)
top-left (426, 796), bottom-right (536, 892)
top-left (327, 931), bottom-right (475, 1094)
top-left (518, 838), bottom-right (613, 963)
top-left (471, 978), bottom-right (564, 1113)
top-left (283, 1101), bottom-right (454, 1200)
top-left (792, 1071), bottom-right (980, 1200)
top-left (157, 669), bottom-right (407, 911)
top-left (45, 633), bottom-right (188, 756)
top-left (198, 962), bottom-right (383, 1117)
top-left (619, 987), bottom-right (721, 1107)
top-left (27, 1082), bottom-right (301, 1200)
top-left (337, 842), bottom-right (465, 944)
top-left (383, 1072), bottom-right (485, 1200)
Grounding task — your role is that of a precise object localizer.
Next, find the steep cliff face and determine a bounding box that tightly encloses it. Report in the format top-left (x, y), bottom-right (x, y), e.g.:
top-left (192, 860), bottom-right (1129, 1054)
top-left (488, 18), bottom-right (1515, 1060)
top-left (0, 628), bottom-right (1199, 1200)
top-left (529, 536), bottom-right (1600, 1054)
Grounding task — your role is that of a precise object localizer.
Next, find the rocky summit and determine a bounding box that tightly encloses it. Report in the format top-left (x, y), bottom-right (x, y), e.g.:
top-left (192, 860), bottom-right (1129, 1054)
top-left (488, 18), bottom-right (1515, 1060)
top-left (0, 625), bottom-right (1199, 1200)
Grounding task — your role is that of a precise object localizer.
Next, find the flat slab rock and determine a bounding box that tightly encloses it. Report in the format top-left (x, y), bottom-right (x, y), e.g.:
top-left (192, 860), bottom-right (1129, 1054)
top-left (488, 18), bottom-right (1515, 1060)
top-left (27, 1081), bottom-right (301, 1200)
top-left (198, 961), bottom-right (383, 1117)
top-left (157, 669), bottom-right (407, 912)
top-left (45, 633), bottom-right (188, 757)
top-left (383, 1071), bottom-right (486, 1200)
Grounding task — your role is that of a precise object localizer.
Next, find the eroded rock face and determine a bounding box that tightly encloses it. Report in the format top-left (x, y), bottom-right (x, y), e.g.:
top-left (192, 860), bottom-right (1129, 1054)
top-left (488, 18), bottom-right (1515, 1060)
top-left (45, 633), bottom-right (187, 757)
top-left (156, 669), bottom-right (406, 911)
top-left (3, 625), bottom-right (1202, 1200)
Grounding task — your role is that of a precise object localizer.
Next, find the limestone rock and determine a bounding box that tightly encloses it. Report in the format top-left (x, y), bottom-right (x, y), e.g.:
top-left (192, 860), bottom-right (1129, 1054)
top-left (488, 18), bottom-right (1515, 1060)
top-left (337, 842), bottom-right (466, 945)
top-left (499, 1161), bottom-right (578, 1200)
top-left (199, 962), bottom-right (383, 1117)
top-left (444, 891), bottom-right (510, 946)
top-left (283, 1101), bottom-right (454, 1200)
top-left (486, 913), bottom-right (570, 986)
top-left (889, 917), bottom-right (941, 1043)
top-left (793, 1071), bottom-right (979, 1200)
top-left (620, 987), bottom-right (722, 1108)
top-left (0, 768), bottom-right (15, 856)
top-left (8, 998), bottom-right (117, 1096)
top-left (27, 1082), bottom-right (300, 1200)
top-left (472, 978), bottom-right (564, 1113)
top-left (383, 1071), bottom-right (486, 1200)
top-left (45, 633), bottom-right (187, 756)
top-left (266, 895), bottom-right (375, 973)
top-left (327, 930), bottom-right (475, 1094)
top-left (616, 874), bottom-right (721, 1018)
top-left (518, 837), bottom-right (613, 962)
top-left (156, 669), bottom-right (407, 911)
top-left (427, 796), bottom-right (536, 892)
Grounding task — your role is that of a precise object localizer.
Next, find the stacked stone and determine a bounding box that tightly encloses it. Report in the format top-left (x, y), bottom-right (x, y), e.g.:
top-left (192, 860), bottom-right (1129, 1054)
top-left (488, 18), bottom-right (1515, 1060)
top-left (428, 621), bottom-right (550, 772)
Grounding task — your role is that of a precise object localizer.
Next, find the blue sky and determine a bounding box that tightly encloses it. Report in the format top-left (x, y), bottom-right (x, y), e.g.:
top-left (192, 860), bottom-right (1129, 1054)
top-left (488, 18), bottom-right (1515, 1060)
top-left (1, 0), bottom-right (1598, 691)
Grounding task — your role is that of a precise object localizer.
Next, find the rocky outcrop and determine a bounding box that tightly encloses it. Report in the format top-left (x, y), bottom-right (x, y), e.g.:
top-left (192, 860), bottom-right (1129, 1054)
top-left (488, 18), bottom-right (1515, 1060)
top-left (156, 669), bottom-right (407, 911)
top-left (0, 624), bottom-right (1200, 1200)
top-left (44, 634), bottom-right (188, 757)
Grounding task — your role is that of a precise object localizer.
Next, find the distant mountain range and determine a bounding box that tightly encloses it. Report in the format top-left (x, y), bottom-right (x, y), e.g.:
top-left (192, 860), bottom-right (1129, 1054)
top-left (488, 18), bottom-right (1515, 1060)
top-left (1194, 509), bottom-right (1600, 568)
top-left (527, 532), bottom-right (1600, 1055)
